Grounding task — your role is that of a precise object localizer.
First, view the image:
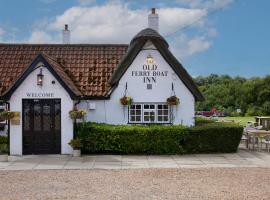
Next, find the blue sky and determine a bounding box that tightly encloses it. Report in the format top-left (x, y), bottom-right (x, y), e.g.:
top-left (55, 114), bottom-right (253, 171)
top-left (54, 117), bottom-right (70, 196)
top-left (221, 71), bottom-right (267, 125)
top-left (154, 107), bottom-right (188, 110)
top-left (0, 0), bottom-right (269, 77)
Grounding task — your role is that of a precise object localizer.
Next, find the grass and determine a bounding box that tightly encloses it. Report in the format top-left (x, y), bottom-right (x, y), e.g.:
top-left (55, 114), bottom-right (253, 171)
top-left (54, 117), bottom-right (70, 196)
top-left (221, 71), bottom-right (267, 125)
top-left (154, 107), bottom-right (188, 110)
top-left (217, 116), bottom-right (256, 126)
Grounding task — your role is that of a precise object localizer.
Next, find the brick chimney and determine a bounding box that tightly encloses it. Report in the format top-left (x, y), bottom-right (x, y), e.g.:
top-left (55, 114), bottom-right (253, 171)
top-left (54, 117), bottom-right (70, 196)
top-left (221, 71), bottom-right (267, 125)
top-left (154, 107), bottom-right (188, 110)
top-left (148, 8), bottom-right (159, 32)
top-left (62, 24), bottom-right (70, 44)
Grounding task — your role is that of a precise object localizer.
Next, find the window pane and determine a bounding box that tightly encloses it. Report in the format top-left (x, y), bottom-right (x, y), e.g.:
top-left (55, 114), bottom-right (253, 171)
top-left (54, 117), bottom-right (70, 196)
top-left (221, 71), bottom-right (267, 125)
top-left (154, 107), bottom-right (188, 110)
top-left (150, 105), bottom-right (155, 109)
top-left (131, 105), bottom-right (135, 109)
top-left (150, 112), bottom-right (155, 121)
top-left (55, 102), bottom-right (61, 131)
top-left (157, 104), bottom-right (169, 122)
top-left (130, 110), bottom-right (135, 115)
top-left (136, 105), bottom-right (141, 109)
top-left (23, 104), bottom-right (30, 131)
top-left (34, 104), bottom-right (41, 131)
top-left (136, 110), bottom-right (141, 115)
top-left (43, 104), bottom-right (51, 131)
top-left (144, 116), bottom-right (149, 121)
top-left (144, 105), bottom-right (149, 109)
top-left (131, 116), bottom-right (135, 121)
top-left (136, 116), bottom-right (141, 121)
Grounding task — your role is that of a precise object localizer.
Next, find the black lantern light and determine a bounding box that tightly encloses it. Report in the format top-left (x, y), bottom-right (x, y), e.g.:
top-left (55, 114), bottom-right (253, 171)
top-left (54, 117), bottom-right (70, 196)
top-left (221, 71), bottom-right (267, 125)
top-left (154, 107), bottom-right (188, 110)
top-left (37, 68), bottom-right (44, 86)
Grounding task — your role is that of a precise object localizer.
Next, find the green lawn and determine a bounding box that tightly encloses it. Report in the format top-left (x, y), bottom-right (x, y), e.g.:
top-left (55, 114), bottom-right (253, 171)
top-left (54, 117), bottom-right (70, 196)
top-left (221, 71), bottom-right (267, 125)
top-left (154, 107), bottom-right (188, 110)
top-left (217, 116), bottom-right (256, 126)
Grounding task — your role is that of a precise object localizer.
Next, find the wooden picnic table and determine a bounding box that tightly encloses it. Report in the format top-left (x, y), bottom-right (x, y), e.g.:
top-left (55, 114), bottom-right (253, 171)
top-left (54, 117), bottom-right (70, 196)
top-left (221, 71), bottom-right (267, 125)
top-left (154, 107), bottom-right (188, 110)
top-left (247, 129), bottom-right (270, 137)
top-left (246, 130), bottom-right (270, 150)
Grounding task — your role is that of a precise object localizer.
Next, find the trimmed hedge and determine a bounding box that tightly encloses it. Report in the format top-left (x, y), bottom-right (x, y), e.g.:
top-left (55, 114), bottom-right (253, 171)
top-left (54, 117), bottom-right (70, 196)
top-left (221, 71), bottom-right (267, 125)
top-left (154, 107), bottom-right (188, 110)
top-left (0, 136), bottom-right (8, 154)
top-left (0, 136), bottom-right (8, 144)
top-left (195, 117), bottom-right (217, 126)
top-left (184, 123), bottom-right (243, 153)
top-left (76, 122), bottom-right (243, 154)
top-left (77, 123), bottom-right (188, 154)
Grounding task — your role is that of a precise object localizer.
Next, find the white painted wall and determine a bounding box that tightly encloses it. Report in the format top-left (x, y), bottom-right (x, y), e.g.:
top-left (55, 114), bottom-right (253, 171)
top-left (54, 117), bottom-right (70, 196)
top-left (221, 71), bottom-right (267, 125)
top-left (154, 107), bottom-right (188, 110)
top-left (9, 62), bottom-right (74, 155)
top-left (79, 42), bottom-right (195, 126)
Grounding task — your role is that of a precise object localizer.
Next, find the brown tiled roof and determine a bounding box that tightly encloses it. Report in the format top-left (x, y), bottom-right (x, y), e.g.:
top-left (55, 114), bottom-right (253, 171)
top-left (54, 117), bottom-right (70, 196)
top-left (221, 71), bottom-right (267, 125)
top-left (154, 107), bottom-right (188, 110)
top-left (42, 53), bottom-right (83, 96)
top-left (0, 44), bottom-right (128, 97)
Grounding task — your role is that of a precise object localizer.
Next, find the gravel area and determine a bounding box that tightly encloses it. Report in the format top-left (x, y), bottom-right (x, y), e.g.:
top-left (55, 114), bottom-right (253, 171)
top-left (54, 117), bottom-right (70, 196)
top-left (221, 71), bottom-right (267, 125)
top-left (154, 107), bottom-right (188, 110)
top-left (0, 168), bottom-right (269, 200)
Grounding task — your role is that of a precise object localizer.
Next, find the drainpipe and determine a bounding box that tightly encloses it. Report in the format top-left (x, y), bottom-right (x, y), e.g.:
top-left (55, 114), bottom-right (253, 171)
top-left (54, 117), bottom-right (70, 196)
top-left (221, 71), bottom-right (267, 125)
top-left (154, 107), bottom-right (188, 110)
top-left (6, 101), bottom-right (10, 156)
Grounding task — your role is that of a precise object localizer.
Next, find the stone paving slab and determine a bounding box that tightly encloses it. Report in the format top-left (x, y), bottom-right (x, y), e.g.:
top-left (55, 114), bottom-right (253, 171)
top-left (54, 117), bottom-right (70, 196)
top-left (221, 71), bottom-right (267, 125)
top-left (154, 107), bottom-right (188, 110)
top-left (0, 150), bottom-right (270, 170)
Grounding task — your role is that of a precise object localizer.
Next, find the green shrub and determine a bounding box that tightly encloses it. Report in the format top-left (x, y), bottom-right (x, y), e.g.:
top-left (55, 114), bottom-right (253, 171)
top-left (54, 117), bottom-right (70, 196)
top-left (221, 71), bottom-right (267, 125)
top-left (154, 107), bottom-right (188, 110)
top-left (76, 122), bottom-right (243, 154)
top-left (195, 117), bottom-right (217, 126)
top-left (77, 123), bottom-right (188, 154)
top-left (0, 144), bottom-right (8, 154)
top-left (184, 122), bottom-right (243, 153)
top-left (0, 136), bottom-right (8, 144)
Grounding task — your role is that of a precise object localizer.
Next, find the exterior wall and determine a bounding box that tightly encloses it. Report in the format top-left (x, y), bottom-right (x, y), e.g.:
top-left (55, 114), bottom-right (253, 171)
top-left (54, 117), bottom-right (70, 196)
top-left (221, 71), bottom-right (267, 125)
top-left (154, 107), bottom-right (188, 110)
top-left (9, 62), bottom-right (74, 155)
top-left (79, 42), bottom-right (195, 126)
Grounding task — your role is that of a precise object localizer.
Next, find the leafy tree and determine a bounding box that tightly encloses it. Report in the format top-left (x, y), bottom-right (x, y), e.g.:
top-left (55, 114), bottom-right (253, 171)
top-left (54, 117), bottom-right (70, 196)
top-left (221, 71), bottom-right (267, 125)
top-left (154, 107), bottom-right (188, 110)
top-left (194, 74), bottom-right (270, 116)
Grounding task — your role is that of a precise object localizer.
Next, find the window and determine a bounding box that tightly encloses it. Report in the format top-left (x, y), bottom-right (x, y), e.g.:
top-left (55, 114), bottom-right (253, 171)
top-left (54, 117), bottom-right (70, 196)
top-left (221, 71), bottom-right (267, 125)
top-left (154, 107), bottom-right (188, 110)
top-left (129, 103), bottom-right (170, 124)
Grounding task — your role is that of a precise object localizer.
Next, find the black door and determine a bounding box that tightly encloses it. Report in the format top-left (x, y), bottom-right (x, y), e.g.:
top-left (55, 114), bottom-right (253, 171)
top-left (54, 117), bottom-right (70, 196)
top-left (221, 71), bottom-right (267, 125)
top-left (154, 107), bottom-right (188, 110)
top-left (23, 99), bottom-right (61, 154)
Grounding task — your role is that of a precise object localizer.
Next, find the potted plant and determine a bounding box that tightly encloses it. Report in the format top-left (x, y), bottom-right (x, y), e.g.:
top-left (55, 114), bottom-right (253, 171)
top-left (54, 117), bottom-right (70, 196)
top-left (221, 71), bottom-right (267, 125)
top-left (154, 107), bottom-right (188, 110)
top-left (0, 144), bottom-right (8, 162)
top-left (120, 96), bottom-right (133, 106)
top-left (69, 107), bottom-right (87, 120)
top-left (0, 111), bottom-right (15, 120)
top-left (167, 96), bottom-right (180, 106)
top-left (68, 138), bottom-right (82, 157)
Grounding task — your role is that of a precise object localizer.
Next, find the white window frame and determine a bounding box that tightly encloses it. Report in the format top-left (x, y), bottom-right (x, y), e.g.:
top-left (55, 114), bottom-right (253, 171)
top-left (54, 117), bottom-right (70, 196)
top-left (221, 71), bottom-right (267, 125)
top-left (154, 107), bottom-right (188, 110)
top-left (129, 103), bottom-right (171, 124)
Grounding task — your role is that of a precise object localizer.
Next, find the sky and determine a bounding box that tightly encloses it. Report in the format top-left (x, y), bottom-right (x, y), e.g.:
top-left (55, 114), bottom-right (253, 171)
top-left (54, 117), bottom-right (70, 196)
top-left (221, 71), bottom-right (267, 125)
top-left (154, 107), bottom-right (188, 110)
top-left (0, 0), bottom-right (269, 77)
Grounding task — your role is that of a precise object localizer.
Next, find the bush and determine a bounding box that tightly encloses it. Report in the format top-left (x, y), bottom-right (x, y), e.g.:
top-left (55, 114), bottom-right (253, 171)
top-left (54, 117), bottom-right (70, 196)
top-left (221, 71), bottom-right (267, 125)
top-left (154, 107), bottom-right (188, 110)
top-left (76, 122), bottom-right (243, 154)
top-left (184, 123), bottom-right (243, 153)
top-left (0, 136), bottom-right (8, 144)
top-left (77, 123), bottom-right (188, 154)
top-left (0, 144), bottom-right (8, 154)
top-left (195, 117), bottom-right (217, 126)
top-left (245, 106), bottom-right (263, 116)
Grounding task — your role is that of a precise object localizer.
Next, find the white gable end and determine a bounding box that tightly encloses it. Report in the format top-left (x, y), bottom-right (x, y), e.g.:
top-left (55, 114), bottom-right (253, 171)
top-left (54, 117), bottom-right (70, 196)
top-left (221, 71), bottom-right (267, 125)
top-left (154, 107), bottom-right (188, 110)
top-left (108, 41), bottom-right (195, 125)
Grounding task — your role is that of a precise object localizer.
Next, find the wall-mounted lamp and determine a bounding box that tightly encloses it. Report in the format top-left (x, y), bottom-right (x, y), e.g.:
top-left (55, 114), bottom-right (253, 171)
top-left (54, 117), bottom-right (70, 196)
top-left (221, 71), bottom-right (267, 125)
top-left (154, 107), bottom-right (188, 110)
top-left (37, 68), bottom-right (44, 86)
top-left (146, 54), bottom-right (154, 64)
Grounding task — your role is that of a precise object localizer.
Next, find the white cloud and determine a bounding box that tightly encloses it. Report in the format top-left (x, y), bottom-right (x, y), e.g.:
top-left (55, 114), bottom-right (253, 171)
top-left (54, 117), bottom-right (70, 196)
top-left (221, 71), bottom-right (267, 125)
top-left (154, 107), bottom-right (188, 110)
top-left (28, 1), bottom-right (206, 45)
top-left (187, 36), bottom-right (211, 55)
top-left (28, 30), bottom-right (55, 43)
top-left (176, 0), bottom-right (233, 11)
top-left (170, 34), bottom-right (211, 58)
top-left (25, 0), bottom-right (232, 56)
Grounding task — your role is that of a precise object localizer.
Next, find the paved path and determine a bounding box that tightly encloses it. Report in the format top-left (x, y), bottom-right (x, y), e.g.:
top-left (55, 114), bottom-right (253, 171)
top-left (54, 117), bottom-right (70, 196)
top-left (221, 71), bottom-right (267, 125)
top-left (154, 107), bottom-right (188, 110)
top-left (1, 149), bottom-right (270, 170)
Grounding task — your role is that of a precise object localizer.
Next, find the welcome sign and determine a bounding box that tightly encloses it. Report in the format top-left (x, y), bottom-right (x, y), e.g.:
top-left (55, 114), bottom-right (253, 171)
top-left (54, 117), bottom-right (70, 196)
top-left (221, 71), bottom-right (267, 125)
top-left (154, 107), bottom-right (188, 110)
top-left (26, 93), bottom-right (54, 98)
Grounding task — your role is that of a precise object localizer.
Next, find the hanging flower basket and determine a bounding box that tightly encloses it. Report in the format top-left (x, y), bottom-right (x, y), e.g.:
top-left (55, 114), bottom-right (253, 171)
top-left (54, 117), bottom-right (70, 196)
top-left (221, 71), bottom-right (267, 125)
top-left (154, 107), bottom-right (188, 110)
top-left (120, 96), bottom-right (133, 106)
top-left (167, 96), bottom-right (180, 106)
top-left (0, 111), bottom-right (15, 120)
top-left (69, 108), bottom-right (87, 120)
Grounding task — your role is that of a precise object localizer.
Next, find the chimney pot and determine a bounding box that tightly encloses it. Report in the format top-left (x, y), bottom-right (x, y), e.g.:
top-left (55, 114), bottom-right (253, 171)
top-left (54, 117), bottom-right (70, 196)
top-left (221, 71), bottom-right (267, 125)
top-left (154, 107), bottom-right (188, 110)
top-left (62, 24), bottom-right (70, 44)
top-left (148, 8), bottom-right (159, 32)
